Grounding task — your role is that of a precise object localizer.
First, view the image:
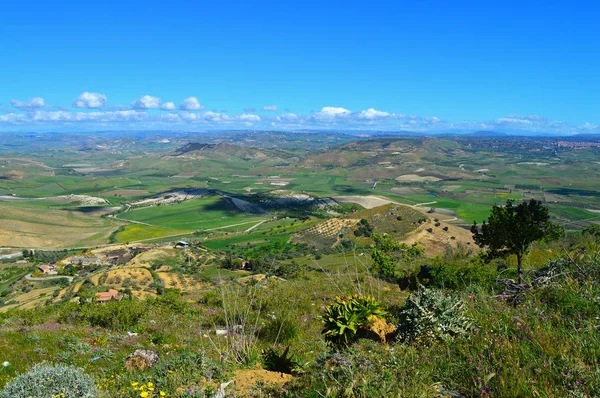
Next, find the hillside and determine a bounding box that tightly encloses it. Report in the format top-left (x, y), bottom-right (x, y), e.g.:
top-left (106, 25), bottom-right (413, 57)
top-left (174, 142), bottom-right (285, 161)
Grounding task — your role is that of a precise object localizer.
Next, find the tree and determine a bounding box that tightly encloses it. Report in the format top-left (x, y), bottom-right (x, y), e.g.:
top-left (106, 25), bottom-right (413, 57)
top-left (471, 199), bottom-right (562, 283)
top-left (370, 233), bottom-right (424, 280)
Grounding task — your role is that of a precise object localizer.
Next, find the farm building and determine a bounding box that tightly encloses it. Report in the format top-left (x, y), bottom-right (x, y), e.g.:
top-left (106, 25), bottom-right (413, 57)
top-left (96, 289), bottom-right (122, 303)
top-left (175, 241), bottom-right (189, 248)
top-left (38, 264), bottom-right (57, 275)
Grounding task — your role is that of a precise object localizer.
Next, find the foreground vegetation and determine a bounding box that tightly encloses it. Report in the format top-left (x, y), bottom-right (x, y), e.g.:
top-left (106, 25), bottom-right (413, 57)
top-left (0, 227), bottom-right (598, 396)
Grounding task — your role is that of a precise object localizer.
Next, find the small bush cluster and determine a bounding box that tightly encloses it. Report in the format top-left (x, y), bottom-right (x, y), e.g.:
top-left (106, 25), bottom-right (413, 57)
top-left (0, 363), bottom-right (96, 398)
top-left (395, 286), bottom-right (473, 344)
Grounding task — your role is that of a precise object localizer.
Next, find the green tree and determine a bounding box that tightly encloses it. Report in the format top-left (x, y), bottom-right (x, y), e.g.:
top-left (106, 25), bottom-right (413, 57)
top-left (370, 233), bottom-right (424, 280)
top-left (471, 199), bottom-right (562, 283)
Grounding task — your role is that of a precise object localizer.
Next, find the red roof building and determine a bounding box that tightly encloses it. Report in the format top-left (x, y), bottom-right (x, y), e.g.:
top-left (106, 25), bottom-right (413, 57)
top-left (38, 264), bottom-right (57, 275)
top-left (95, 289), bottom-right (123, 303)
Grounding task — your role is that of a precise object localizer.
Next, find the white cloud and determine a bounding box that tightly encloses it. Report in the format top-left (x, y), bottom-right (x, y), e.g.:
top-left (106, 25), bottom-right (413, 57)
top-left (11, 97), bottom-right (46, 110)
top-left (312, 106), bottom-right (352, 121)
top-left (72, 92), bottom-right (107, 108)
top-left (160, 102), bottom-right (176, 111)
top-left (203, 111), bottom-right (231, 122)
top-left (276, 113), bottom-right (298, 122)
top-left (320, 106), bottom-right (351, 116)
top-left (357, 108), bottom-right (390, 119)
top-left (132, 95), bottom-right (161, 110)
top-left (0, 113), bottom-right (27, 123)
top-left (17, 110), bottom-right (147, 124)
top-left (237, 114), bottom-right (261, 122)
top-left (2, 98), bottom-right (599, 135)
top-left (180, 96), bottom-right (204, 110)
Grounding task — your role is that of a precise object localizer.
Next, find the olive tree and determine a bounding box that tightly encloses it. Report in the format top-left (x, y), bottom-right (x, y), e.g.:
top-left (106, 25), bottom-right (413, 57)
top-left (471, 199), bottom-right (562, 283)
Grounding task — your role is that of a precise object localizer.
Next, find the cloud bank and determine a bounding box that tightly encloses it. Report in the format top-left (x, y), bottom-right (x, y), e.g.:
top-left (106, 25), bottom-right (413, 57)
top-left (0, 96), bottom-right (597, 135)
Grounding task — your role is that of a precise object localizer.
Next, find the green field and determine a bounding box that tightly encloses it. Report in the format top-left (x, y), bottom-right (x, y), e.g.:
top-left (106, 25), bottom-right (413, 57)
top-left (118, 196), bottom-right (263, 230)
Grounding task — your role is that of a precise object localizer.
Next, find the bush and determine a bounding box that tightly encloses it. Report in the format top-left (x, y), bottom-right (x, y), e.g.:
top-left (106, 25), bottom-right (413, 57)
top-left (428, 262), bottom-right (498, 290)
top-left (80, 300), bottom-right (146, 330)
top-left (259, 316), bottom-right (299, 343)
top-left (0, 363), bottom-right (97, 398)
top-left (396, 286), bottom-right (473, 344)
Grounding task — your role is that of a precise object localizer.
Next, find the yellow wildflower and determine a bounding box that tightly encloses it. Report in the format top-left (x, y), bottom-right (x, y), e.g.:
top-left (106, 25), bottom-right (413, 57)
top-left (140, 392), bottom-right (149, 398)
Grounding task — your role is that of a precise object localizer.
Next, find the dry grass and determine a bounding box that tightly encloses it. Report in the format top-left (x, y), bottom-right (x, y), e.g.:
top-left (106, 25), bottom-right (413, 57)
top-left (0, 203), bottom-right (120, 248)
top-left (401, 216), bottom-right (476, 256)
top-left (124, 247), bottom-right (179, 268)
top-left (157, 272), bottom-right (203, 291)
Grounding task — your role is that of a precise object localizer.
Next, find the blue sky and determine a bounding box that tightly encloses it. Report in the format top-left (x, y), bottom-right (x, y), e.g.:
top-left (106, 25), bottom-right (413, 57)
top-left (1, 0), bottom-right (598, 134)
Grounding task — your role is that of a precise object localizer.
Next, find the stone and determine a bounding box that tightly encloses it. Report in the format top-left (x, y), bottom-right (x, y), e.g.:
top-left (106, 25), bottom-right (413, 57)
top-left (124, 349), bottom-right (159, 371)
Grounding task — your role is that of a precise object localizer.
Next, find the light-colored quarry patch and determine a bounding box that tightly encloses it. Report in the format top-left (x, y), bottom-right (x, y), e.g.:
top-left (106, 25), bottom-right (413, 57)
top-left (396, 174), bottom-right (442, 182)
top-left (333, 195), bottom-right (398, 209)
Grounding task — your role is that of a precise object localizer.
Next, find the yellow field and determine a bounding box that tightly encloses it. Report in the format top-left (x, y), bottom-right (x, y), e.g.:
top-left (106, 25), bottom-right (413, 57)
top-left (157, 272), bottom-right (203, 291)
top-left (124, 247), bottom-right (180, 268)
top-left (0, 202), bottom-right (121, 248)
top-left (0, 287), bottom-right (59, 312)
top-left (93, 268), bottom-right (154, 290)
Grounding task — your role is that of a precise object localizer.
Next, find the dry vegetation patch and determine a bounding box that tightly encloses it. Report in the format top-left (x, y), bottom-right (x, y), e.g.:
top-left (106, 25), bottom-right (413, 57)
top-left (401, 217), bottom-right (476, 256)
top-left (157, 272), bottom-right (203, 291)
top-left (232, 369), bottom-right (293, 392)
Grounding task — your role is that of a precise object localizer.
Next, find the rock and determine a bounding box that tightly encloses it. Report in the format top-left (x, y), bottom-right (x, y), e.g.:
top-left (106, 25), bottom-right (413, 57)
top-left (124, 349), bottom-right (159, 371)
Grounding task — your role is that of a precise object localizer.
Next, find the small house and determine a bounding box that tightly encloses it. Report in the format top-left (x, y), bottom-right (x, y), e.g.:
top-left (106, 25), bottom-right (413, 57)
top-left (175, 241), bottom-right (189, 248)
top-left (38, 264), bottom-right (57, 275)
top-left (96, 289), bottom-right (123, 303)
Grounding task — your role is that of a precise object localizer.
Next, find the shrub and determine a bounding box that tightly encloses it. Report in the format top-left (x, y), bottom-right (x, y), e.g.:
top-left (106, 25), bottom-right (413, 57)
top-left (259, 316), bottom-right (299, 343)
top-left (396, 286), bottom-right (473, 344)
top-left (80, 300), bottom-right (146, 330)
top-left (0, 363), bottom-right (97, 398)
top-left (320, 295), bottom-right (390, 347)
top-left (428, 262), bottom-right (498, 290)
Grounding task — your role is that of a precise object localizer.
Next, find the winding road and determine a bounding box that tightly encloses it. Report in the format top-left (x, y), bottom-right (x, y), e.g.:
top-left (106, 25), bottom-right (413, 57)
top-left (25, 274), bottom-right (75, 282)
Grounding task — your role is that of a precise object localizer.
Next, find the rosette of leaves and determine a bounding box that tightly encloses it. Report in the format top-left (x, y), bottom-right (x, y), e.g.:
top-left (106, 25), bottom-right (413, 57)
top-left (320, 294), bottom-right (388, 347)
top-left (262, 346), bottom-right (302, 374)
top-left (395, 286), bottom-right (473, 344)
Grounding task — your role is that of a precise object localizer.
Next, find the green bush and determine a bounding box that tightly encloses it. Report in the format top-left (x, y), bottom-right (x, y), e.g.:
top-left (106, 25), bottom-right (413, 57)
top-left (80, 300), bottom-right (146, 330)
top-left (259, 316), bottom-right (299, 343)
top-left (428, 262), bottom-right (498, 290)
top-left (0, 363), bottom-right (97, 398)
top-left (396, 286), bottom-right (473, 344)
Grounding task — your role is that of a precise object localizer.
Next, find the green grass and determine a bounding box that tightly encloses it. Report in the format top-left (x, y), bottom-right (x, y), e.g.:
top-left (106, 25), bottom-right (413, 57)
top-left (112, 224), bottom-right (187, 243)
top-left (118, 196), bottom-right (263, 230)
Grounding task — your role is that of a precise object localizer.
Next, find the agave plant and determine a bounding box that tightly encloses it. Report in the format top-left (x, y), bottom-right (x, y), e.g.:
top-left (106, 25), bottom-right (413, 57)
top-left (262, 346), bottom-right (302, 374)
top-left (320, 294), bottom-right (387, 347)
